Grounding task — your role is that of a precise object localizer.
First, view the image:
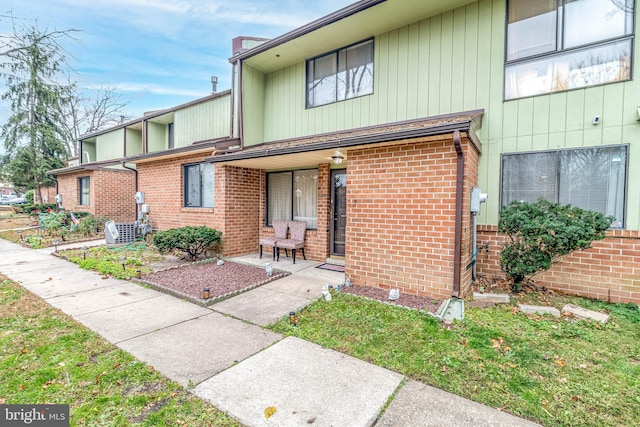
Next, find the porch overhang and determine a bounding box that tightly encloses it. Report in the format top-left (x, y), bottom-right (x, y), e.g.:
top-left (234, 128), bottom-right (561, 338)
top-left (207, 110), bottom-right (483, 170)
top-left (234, 0), bottom-right (479, 74)
top-left (46, 160), bottom-right (125, 176)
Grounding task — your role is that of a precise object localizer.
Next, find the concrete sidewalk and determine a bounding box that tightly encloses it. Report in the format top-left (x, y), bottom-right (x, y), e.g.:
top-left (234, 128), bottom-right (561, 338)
top-left (0, 239), bottom-right (540, 426)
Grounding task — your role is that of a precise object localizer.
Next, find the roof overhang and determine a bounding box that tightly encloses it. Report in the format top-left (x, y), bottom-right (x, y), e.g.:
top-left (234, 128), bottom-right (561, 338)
top-left (46, 160), bottom-right (126, 176)
top-left (234, 0), bottom-right (479, 74)
top-left (207, 110), bottom-right (483, 170)
top-left (124, 138), bottom-right (239, 165)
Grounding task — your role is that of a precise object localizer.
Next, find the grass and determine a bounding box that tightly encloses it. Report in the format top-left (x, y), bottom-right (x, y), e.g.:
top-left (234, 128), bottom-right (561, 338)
top-left (271, 291), bottom-right (640, 426)
top-left (59, 242), bottom-right (164, 279)
top-left (0, 277), bottom-right (241, 426)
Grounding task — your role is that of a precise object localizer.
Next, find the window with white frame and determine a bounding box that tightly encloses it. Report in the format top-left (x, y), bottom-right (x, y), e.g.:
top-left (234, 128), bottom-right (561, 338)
top-left (78, 176), bottom-right (90, 206)
top-left (183, 163), bottom-right (214, 208)
top-left (505, 0), bottom-right (634, 100)
top-left (267, 169), bottom-right (318, 228)
top-left (306, 39), bottom-right (374, 108)
top-left (501, 145), bottom-right (627, 227)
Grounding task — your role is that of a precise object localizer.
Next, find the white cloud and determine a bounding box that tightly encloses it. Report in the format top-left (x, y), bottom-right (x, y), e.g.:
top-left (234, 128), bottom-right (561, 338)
top-left (115, 82), bottom-right (206, 97)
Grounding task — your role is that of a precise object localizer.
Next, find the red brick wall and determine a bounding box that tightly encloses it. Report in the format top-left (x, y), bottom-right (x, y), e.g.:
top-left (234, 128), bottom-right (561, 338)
top-left (137, 155), bottom-right (263, 256)
top-left (257, 164), bottom-right (331, 262)
top-left (476, 225), bottom-right (640, 304)
top-left (56, 169), bottom-right (135, 221)
top-left (137, 153), bottom-right (218, 231)
top-left (217, 165), bottom-right (262, 256)
top-left (346, 136), bottom-right (479, 300)
top-left (92, 170), bottom-right (136, 222)
top-left (35, 186), bottom-right (56, 204)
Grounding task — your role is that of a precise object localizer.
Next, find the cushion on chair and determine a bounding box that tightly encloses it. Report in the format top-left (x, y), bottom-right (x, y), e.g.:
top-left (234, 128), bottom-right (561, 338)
top-left (260, 220), bottom-right (290, 247)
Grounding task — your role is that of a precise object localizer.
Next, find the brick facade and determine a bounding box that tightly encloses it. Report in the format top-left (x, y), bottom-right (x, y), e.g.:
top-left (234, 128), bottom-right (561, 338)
top-left (346, 135), bottom-right (479, 300)
top-left (56, 169), bottom-right (135, 222)
top-left (476, 226), bottom-right (640, 304)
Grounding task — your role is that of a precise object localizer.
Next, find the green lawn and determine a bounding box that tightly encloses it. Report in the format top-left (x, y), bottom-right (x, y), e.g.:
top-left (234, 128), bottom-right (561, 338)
top-left (0, 278), bottom-right (241, 426)
top-left (271, 291), bottom-right (640, 426)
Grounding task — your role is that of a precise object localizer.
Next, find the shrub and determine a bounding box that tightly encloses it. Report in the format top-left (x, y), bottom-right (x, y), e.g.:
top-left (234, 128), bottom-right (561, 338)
top-left (75, 214), bottom-right (109, 236)
top-left (39, 211), bottom-right (70, 237)
top-left (24, 190), bottom-right (34, 204)
top-left (498, 199), bottom-right (613, 289)
top-left (152, 226), bottom-right (222, 261)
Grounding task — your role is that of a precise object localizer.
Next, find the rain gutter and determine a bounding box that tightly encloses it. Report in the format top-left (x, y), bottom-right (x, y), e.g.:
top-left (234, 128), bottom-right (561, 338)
top-left (452, 130), bottom-right (464, 298)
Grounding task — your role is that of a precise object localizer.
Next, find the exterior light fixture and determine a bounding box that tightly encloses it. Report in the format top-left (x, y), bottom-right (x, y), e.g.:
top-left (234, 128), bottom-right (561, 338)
top-left (331, 154), bottom-right (344, 165)
top-left (81, 246), bottom-right (88, 259)
top-left (203, 288), bottom-right (210, 300)
top-left (119, 257), bottom-right (126, 271)
top-left (289, 311), bottom-right (299, 326)
top-left (265, 262), bottom-right (273, 276)
top-left (52, 239), bottom-right (59, 253)
top-left (17, 230), bottom-right (23, 241)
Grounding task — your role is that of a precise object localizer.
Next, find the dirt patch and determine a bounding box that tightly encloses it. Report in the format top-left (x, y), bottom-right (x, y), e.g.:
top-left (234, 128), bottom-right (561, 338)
top-left (343, 285), bottom-right (442, 314)
top-left (0, 215), bottom-right (33, 231)
top-left (139, 261), bottom-right (288, 304)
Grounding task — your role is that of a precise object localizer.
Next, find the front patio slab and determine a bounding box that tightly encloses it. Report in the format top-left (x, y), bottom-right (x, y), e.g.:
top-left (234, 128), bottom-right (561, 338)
top-left (117, 312), bottom-right (282, 387)
top-left (194, 336), bottom-right (403, 427)
top-left (377, 380), bottom-right (541, 426)
top-left (75, 294), bottom-right (211, 343)
top-left (211, 286), bottom-right (313, 327)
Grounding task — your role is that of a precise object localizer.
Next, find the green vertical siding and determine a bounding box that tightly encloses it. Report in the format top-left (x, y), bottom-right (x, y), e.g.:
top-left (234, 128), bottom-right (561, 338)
top-left (126, 129), bottom-right (143, 156)
top-left (174, 94), bottom-right (231, 147)
top-left (81, 142), bottom-right (96, 164)
top-left (95, 129), bottom-right (124, 161)
top-left (147, 122), bottom-right (167, 153)
top-left (243, 0), bottom-right (640, 230)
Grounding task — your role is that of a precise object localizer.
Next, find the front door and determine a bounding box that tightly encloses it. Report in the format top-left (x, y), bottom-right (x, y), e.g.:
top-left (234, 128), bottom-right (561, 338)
top-left (331, 169), bottom-right (347, 256)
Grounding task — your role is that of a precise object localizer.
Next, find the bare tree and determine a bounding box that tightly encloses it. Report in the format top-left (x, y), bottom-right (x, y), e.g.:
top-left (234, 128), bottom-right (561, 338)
top-left (57, 81), bottom-right (129, 158)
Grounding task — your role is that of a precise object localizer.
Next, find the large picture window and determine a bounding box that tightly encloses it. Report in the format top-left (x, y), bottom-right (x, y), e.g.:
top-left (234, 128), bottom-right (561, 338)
top-left (505, 0), bottom-right (634, 99)
top-left (267, 169), bottom-right (318, 228)
top-left (306, 39), bottom-right (374, 108)
top-left (184, 163), bottom-right (214, 208)
top-left (501, 145), bottom-right (627, 228)
top-left (78, 176), bottom-right (90, 206)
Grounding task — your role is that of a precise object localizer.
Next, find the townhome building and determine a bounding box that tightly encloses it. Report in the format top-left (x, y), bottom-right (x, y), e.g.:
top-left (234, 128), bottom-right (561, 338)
top-left (48, 0), bottom-right (640, 304)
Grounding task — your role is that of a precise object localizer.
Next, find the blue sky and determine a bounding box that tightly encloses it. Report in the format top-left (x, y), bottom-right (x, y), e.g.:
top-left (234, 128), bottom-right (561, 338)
top-left (1, 0), bottom-right (354, 122)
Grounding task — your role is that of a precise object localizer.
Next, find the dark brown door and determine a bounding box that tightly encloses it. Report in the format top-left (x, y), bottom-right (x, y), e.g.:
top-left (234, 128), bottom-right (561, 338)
top-left (331, 169), bottom-right (347, 256)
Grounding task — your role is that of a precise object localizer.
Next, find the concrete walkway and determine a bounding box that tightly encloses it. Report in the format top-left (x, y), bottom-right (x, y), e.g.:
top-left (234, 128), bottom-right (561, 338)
top-left (0, 239), bottom-right (540, 426)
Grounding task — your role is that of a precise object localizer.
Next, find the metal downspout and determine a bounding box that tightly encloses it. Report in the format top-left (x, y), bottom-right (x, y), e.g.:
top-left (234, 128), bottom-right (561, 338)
top-left (452, 130), bottom-right (464, 298)
top-left (122, 162), bottom-right (138, 221)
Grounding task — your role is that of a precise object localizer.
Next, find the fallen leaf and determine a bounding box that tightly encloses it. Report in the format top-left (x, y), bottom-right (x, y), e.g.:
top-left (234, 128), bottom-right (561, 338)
top-left (95, 371), bottom-right (107, 384)
top-left (504, 346), bottom-right (512, 352)
top-left (556, 360), bottom-right (566, 367)
top-left (507, 363), bottom-right (518, 368)
top-left (264, 406), bottom-right (277, 419)
top-left (572, 395), bottom-right (583, 401)
top-left (20, 348), bottom-right (27, 354)
top-left (558, 377), bottom-right (567, 383)
top-left (113, 363), bottom-right (121, 369)
top-left (116, 380), bottom-right (122, 386)
top-left (79, 381), bottom-right (92, 387)
top-left (0, 398), bottom-right (5, 404)
top-left (576, 364), bottom-right (588, 369)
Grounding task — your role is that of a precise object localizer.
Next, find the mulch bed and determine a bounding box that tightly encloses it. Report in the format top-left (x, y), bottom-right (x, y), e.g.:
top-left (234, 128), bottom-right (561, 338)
top-left (138, 260), bottom-right (288, 305)
top-left (342, 285), bottom-right (442, 314)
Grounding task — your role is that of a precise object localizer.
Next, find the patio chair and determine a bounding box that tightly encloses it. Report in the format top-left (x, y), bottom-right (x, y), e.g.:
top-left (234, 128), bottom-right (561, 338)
top-left (259, 220), bottom-right (289, 261)
top-left (276, 220), bottom-right (307, 264)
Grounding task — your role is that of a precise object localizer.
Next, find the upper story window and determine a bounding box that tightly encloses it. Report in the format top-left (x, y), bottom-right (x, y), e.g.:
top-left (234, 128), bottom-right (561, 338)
top-left (505, 0), bottom-right (634, 100)
top-left (78, 176), bottom-right (90, 206)
top-left (306, 39), bottom-right (374, 108)
top-left (184, 163), bottom-right (214, 208)
top-left (501, 145), bottom-right (627, 228)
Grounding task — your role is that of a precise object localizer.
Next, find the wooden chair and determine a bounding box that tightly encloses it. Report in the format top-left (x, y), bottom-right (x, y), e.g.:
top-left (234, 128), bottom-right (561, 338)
top-left (259, 220), bottom-right (289, 261)
top-left (276, 221), bottom-right (307, 264)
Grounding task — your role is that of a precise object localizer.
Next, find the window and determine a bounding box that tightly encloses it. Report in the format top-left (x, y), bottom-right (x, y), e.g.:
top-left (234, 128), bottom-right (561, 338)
top-left (306, 39), bottom-right (374, 108)
top-left (501, 145), bottom-right (627, 227)
top-left (267, 169), bottom-right (318, 228)
top-left (184, 163), bottom-right (214, 208)
top-left (78, 176), bottom-right (90, 206)
top-left (505, 0), bottom-right (634, 99)
top-left (168, 123), bottom-right (174, 149)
